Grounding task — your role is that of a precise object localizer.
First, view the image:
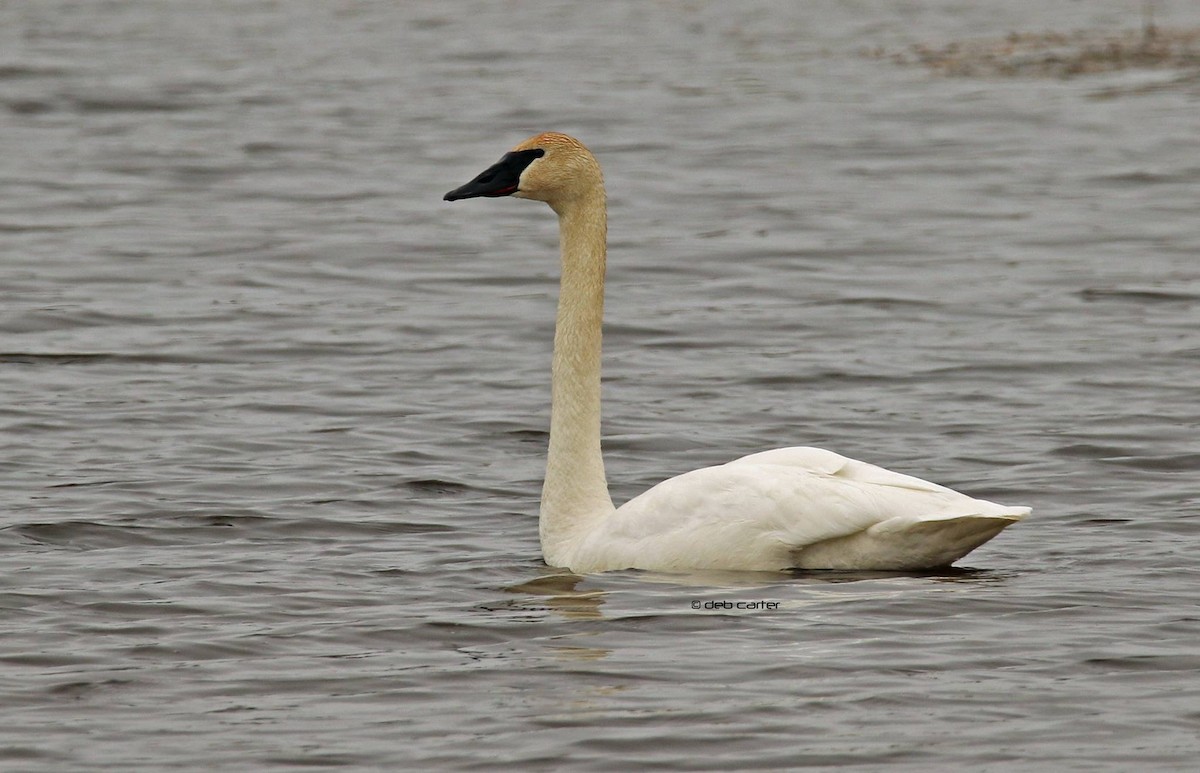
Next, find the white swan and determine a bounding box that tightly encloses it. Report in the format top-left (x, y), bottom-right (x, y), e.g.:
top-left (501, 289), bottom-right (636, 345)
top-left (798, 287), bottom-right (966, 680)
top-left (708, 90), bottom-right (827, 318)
top-left (445, 132), bottom-right (1029, 574)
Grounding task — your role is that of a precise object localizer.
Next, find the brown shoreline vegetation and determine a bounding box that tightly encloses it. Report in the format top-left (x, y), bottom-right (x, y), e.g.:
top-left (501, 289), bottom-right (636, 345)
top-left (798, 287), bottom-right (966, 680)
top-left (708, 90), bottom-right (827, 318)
top-left (865, 25), bottom-right (1200, 80)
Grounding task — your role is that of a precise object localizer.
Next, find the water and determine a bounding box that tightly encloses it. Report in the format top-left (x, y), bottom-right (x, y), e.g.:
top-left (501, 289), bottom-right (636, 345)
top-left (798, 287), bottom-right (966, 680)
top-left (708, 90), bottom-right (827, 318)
top-left (2, 1), bottom-right (1199, 769)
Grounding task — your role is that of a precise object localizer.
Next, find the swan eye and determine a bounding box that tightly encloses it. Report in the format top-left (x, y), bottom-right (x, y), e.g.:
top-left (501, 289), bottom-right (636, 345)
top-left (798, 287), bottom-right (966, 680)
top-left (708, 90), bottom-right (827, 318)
top-left (444, 148), bottom-right (546, 201)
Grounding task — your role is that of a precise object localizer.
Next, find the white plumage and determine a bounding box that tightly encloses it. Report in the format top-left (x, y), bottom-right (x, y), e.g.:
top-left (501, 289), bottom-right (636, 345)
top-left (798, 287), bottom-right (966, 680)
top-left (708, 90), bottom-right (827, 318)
top-left (445, 132), bottom-right (1028, 574)
top-left (570, 446), bottom-right (1026, 573)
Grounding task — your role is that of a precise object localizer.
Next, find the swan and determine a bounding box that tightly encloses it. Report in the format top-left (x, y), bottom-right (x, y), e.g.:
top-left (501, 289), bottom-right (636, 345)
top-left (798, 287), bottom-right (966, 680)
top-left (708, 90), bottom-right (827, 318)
top-left (444, 132), bottom-right (1029, 574)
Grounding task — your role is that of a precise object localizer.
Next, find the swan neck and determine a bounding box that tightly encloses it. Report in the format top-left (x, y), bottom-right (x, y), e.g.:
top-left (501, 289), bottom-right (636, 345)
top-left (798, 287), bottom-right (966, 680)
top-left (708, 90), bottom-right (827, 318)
top-left (540, 187), bottom-right (614, 561)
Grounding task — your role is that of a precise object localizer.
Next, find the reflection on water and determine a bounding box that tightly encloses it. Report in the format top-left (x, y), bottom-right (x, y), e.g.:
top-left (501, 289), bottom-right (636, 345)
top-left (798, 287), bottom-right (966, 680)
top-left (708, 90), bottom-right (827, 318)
top-left (505, 571), bottom-right (607, 621)
top-left (502, 564), bottom-right (1019, 625)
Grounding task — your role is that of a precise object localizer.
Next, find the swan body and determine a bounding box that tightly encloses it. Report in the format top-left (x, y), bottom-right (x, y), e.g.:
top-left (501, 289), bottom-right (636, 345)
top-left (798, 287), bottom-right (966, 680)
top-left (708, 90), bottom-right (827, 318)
top-left (445, 132), bottom-right (1029, 574)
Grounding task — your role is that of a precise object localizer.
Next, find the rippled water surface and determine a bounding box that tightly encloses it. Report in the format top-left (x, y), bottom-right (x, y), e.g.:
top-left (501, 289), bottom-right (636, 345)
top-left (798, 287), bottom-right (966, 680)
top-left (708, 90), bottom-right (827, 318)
top-left (3, 1), bottom-right (1199, 770)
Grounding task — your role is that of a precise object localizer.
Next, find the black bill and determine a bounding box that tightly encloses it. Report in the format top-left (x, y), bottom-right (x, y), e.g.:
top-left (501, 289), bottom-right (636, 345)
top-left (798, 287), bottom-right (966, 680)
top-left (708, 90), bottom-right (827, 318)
top-left (444, 148), bottom-right (545, 201)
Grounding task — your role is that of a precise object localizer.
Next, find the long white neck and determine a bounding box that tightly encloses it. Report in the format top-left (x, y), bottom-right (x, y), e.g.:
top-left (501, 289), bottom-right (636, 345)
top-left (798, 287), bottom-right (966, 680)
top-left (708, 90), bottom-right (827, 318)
top-left (539, 187), bottom-right (615, 562)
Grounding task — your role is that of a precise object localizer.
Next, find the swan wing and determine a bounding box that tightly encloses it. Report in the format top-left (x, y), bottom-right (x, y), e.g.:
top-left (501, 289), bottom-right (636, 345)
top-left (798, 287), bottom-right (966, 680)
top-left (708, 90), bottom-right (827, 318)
top-left (729, 446), bottom-right (959, 495)
top-left (567, 447), bottom-right (1028, 573)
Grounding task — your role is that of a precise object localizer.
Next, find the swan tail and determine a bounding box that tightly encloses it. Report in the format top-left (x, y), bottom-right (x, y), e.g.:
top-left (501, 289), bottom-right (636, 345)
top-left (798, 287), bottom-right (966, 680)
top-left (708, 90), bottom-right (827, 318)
top-left (791, 510), bottom-right (1028, 571)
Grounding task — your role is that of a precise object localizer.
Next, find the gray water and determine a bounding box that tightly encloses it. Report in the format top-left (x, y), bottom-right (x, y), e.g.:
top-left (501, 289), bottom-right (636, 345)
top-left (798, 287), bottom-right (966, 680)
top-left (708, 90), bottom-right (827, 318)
top-left (3, 1), bottom-right (1199, 770)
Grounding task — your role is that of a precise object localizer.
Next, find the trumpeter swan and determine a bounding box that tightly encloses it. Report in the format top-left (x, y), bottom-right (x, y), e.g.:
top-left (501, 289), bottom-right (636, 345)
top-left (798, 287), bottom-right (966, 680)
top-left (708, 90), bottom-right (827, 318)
top-left (444, 132), bottom-right (1028, 573)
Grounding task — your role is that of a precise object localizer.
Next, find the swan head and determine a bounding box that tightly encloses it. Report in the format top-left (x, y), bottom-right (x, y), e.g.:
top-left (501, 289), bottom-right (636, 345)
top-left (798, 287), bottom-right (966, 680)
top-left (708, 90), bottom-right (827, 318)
top-left (444, 132), bottom-right (602, 210)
